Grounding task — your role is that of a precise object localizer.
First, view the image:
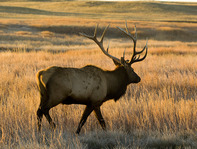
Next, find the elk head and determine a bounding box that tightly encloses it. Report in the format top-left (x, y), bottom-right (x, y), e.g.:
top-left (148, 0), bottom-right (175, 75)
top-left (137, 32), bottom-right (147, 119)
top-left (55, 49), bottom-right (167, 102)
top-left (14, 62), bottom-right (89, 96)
top-left (80, 21), bottom-right (148, 84)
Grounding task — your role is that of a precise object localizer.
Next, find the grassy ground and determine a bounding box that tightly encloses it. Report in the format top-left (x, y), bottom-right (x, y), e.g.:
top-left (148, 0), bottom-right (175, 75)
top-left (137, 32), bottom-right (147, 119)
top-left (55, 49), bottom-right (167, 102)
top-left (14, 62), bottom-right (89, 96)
top-left (0, 1), bottom-right (197, 149)
top-left (0, 49), bottom-right (196, 148)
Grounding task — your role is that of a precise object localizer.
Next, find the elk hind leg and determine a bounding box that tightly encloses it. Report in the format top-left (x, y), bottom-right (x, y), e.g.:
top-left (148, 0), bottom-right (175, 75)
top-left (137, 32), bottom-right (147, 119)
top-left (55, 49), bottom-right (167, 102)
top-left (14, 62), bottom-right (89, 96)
top-left (37, 95), bottom-right (47, 132)
top-left (43, 109), bottom-right (56, 129)
top-left (38, 99), bottom-right (56, 130)
top-left (37, 108), bottom-right (43, 132)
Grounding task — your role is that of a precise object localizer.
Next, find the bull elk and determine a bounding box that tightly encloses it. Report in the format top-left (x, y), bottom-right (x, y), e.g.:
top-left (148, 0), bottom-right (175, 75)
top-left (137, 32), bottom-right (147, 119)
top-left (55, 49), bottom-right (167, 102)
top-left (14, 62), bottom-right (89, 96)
top-left (36, 22), bottom-right (148, 134)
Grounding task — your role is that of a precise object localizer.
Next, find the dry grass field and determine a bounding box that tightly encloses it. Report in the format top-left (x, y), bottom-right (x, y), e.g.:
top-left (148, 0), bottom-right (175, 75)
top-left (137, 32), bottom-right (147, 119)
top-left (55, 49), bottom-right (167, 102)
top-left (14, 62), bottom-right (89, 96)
top-left (0, 1), bottom-right (197, 149)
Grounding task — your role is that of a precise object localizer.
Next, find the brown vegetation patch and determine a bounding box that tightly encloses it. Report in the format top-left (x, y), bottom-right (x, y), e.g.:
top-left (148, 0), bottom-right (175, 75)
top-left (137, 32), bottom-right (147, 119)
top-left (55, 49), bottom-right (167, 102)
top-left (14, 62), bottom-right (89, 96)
top-left (15, 31), bottom-right (32, 35)
top-left (40, 30), bottom-right (54, 37)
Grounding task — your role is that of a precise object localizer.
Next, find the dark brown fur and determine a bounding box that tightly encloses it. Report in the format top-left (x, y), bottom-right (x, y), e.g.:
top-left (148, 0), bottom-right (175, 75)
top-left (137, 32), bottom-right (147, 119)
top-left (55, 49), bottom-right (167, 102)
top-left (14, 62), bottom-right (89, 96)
top-left (36, 64), bottom-right (140, 134)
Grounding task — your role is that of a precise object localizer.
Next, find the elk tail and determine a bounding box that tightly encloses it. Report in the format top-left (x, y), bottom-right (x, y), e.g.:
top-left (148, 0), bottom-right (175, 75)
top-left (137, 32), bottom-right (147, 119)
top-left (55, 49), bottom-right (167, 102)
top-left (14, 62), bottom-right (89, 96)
top-left (36, 71), bottom-right (48, 107)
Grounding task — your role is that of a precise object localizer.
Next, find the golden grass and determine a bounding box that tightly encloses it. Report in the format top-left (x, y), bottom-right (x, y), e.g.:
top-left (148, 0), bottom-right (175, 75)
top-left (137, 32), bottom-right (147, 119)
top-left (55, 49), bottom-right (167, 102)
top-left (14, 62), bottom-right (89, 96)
top-left (0, 46), bottom-right (196, 148)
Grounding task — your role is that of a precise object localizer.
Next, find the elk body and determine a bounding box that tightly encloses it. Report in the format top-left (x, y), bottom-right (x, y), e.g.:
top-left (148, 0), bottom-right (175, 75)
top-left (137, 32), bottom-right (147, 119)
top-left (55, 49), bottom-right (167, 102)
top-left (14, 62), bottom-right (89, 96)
top-left (36, 22), bottom-right (148, 134)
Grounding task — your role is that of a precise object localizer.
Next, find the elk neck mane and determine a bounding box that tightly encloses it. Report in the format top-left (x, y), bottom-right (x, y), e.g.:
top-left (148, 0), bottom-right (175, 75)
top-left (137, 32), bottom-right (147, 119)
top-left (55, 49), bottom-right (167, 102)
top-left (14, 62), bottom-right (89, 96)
top-left (104, 66), bottom-right (129, 102)
top-left (82, 65), bottom-right (129, 102)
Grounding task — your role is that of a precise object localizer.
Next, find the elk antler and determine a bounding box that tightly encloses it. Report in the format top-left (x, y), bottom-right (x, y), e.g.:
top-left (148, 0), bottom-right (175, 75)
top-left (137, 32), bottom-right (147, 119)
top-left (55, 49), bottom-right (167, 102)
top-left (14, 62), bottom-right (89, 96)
top-left (79, 24), bottom-right (121, 64)
top-left (117, 21), bottom-right (148, 65)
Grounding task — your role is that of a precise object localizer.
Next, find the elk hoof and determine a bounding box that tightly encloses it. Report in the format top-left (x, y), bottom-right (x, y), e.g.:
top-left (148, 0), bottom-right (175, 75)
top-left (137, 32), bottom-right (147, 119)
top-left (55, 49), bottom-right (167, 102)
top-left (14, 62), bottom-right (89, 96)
top-left (75, 130), bottom-right (80, 135)
top-left (51, 122), bottom-right (56, 129)
top-left (37, 126), bottom-right (41, 132)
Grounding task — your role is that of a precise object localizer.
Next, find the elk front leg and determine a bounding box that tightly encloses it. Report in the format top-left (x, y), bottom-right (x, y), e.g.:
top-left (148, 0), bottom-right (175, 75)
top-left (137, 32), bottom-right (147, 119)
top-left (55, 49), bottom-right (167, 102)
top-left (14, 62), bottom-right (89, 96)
top-left (76, 105), bottom-right (94, 134)
top-left (94, 106), bottom-right (106, 130)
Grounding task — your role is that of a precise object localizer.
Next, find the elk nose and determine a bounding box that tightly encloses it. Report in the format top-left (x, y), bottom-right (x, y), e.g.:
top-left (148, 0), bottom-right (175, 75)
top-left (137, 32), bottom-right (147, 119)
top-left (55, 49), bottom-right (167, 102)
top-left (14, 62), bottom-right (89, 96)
top-left (137, 77), bottom-right (141, 83)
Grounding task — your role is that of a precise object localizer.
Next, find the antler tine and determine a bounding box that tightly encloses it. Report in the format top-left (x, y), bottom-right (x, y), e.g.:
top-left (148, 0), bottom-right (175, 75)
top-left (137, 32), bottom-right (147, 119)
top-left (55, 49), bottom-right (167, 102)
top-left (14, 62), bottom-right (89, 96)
top-left (80, 24), bottom-right (121, 64)
top-left (133, 38), bottom-right (148, 55)
top-left (130, 39), bottom-right (148, 64)
top-left (117, 21), bottom-right (135, 42)
top-left (125, 20), bottom-right (129, 33)
top-left (79, 24), bottom-right (98, 40)
top-left (117, 27), bottom-right (135, 41)
top-left (123, 48), bottom-right (126, 59)
top-left (106, 41), bottom-right (110, 53)
top-left (94, 24), bottom-right (98, 38)
top-left (134, 25), bottom-right (137, 39)
top-left (100, 24), bottom-right (110, 44)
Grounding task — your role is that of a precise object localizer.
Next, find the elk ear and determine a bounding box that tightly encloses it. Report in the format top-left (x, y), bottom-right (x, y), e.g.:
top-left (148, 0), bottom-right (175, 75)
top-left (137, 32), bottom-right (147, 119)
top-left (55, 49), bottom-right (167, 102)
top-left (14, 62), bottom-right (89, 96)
top-left (112, 57), bottom-right (126, 66)
top-left (121, 57), bottom-right (126, 65)
top-left (112, 59), bottom-right (121, 66)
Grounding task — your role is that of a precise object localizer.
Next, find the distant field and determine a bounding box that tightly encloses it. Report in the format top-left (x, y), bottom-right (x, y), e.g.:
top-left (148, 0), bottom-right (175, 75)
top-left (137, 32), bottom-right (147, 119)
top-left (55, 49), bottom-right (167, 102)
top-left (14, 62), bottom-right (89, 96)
top-left (0, 1), bottom-right (197, 149)
top-left (0, 1), bottom-right (197, 51)
top-left (0, 1), bottom-right (197, 21)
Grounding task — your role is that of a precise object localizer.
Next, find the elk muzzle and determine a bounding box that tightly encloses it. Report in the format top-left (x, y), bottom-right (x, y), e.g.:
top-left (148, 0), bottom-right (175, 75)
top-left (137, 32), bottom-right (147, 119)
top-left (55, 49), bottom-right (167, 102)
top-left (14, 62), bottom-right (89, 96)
top-left (130, 74), bottom-right (141, 83)
top-left (135, 76), bottom-right (141, 83)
